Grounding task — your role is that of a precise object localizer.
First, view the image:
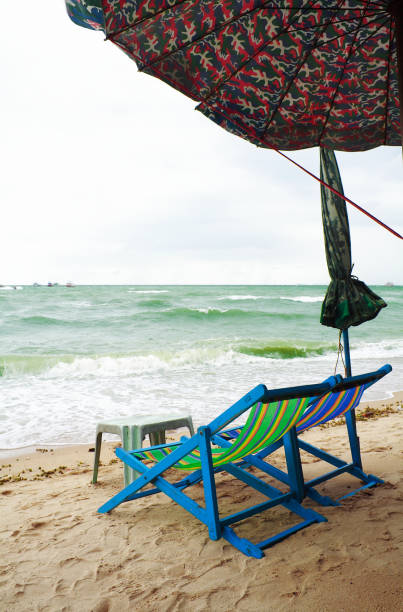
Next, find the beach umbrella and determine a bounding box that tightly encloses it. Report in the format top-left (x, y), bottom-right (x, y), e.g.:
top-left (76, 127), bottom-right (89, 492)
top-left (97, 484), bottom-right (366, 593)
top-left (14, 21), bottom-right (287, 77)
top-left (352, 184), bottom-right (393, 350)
top-left (318, 145), bottom-right (385, 382)
top-left (318, 146), bottom-right (387, 468)
top-left (319, 147), bottom-right (387, 336)
top-left (65, 0), bottom-right (402, 152)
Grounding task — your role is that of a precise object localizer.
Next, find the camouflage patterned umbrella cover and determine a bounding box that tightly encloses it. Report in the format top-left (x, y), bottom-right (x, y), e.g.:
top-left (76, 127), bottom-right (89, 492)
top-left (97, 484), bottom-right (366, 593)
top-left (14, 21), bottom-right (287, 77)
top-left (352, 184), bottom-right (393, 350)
top-left (319, 148), bottom-right (387, 330)
top-left (64, 0), bottom-right (402, 152)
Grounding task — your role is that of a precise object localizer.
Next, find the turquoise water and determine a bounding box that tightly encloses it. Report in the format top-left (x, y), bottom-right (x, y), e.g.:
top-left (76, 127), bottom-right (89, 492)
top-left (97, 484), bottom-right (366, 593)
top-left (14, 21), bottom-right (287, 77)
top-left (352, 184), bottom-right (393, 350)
top-left (0, 284), bottom-right (402, 449)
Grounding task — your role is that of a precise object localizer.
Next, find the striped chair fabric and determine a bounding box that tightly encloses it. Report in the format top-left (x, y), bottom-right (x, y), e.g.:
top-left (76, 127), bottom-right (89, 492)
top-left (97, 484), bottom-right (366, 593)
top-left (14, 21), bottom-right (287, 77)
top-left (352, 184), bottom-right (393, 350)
top-left (219, 383), bottom-right (368, 442)
top-left (295, 383), bottom-right (367, 432)
top-left (133, 395), bottom-right (312, 471)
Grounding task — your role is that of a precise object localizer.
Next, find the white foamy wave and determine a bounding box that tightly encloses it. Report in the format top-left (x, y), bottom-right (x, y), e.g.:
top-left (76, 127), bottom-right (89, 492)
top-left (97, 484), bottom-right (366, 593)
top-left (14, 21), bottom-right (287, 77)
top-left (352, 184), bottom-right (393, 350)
top-left (217, 295), bottom-right (266, 301)
top-left (281, 295), bottom-right (324, 303)
top-left (0, 286), bottom-right (23, 291)
top-left (187, 306), bottom-right (230, 314)
top-left (44, 348), bottom-right (266, 379)
top-left (129, 290), bottom-right (169, 294)
top-left (351, 340), bottom-right (403, 360)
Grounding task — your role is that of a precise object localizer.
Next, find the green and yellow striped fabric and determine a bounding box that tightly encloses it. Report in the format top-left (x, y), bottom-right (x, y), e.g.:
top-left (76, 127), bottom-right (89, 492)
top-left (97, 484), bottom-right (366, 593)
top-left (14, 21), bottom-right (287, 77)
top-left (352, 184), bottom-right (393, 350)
top-left (133, 395), bottom-right (312, 471)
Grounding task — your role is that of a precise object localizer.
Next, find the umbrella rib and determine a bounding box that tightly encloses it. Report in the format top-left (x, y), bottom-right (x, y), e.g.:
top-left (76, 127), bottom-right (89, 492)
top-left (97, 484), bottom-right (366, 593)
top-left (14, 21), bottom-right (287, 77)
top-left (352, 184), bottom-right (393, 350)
top-left (130, 6), bottom-right (385, 109)
top-left (199, 96), bottom-right (402, 238)
top-left (133, 1), bottom-right (316, 78)
top-left (108, 1), bottom-right (292, 43)
top-left (260, 0), bottom-right (347, 139)
top-left (136, 9), bottom-right (382, 73)
top-left (110, 38), bottom-right (401, 240)
top-left (316, 14), bottom-right (391, 144)
top-left (318, 1), bottom-right (369, 145)
top-left (106, 0), bottom-right (189, 39)
top-left (106, 2), bottom-right (385, 41)
top-left (196, 0), bottom-right (321, 105)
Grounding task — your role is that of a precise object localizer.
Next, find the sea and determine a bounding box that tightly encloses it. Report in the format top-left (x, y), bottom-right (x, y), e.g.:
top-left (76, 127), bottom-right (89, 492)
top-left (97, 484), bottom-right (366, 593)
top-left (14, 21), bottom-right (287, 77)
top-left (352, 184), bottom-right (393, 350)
top-left (0, 284), bottom-right (402, 451)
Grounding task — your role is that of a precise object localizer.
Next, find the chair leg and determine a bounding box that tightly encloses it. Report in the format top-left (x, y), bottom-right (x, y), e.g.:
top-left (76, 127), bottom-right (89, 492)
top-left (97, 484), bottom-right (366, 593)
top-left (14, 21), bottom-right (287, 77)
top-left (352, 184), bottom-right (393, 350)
top-left (345, 409), bottom-right (363, 469)
top-left (92, 430), bottom-right (103, 484)
top-left (283, 428), bottom-right (305, 502)
top-left (199, 427), bottom-right (221, 540)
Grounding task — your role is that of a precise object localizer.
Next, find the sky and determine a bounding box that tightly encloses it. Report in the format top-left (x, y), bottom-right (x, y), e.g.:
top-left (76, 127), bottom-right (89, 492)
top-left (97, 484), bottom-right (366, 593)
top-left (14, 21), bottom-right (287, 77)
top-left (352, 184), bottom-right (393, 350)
top-left (1, 2), bottom-right (402, 286)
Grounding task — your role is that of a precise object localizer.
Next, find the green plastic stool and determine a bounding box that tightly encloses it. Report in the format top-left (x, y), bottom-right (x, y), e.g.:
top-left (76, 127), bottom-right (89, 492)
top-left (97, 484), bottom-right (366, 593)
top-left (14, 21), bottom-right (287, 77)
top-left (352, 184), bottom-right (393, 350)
top-left (92, 413), bottom-right (195, 486)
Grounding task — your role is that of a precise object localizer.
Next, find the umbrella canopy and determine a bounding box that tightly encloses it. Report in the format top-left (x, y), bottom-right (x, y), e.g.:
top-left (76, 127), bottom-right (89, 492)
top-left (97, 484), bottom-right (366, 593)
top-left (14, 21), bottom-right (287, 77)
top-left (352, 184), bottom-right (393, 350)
top-left (65, 0), bottom-right (402, 151)
top-left (319, 148), bottom-right (387, 330)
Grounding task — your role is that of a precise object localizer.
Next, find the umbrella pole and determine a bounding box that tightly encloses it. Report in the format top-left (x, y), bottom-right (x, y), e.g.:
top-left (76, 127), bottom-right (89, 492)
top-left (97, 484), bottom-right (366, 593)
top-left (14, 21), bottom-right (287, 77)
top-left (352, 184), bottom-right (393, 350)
top-left (342, 328), bottom-right (362, 469)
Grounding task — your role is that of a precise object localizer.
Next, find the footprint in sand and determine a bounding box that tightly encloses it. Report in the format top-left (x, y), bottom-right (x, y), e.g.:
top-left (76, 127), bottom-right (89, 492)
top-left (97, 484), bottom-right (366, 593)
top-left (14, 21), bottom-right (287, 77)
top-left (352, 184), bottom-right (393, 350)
top-left (92, 598), bottom-right (110, 612)
top-left (29, 520), bottom-right (47, 529)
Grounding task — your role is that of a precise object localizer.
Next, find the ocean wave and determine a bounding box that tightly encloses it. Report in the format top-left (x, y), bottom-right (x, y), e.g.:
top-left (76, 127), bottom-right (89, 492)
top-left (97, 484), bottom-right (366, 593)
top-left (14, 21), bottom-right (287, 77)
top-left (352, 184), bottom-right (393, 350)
top-left (129, 290), bottom-right (169, 294)
top-left (20, 315), bottom-right (71, 326)
top-left (0, 355), bottom-right (75, 376)
top-left (18, 315), bottom-right (103, 328)
top-left (0, 343), bottom-right (344, 379)
top-left (164, 306), bottom-right (247, 316)
top-left (0, 285), bottom-right (23, 291)
top-left (238, 343), bottom-right (336, 359)
top-left (2, 339), bottom-right (403, 379)
top-left (153, 307), bottom-right (307, 321)
top-left (138, 298), bottom-right (170, 308)
top-left (158, 307), bottom-right (276, 320)
top-left (351, 340), bottom-right (403, 360)
top-left (217, 295), bottom-right (268, 301)
top-left (45, 349), bottom-right (256, 377)
top-left (0, 348), bottom-right (265, 379)
top-left (280, 296), bottom-right (324, 303)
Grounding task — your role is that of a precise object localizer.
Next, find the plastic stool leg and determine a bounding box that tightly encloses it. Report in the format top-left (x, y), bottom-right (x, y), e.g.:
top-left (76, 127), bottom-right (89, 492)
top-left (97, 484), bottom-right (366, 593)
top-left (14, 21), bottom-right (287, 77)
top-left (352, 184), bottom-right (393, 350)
top-left (129, 426), bottom-right (143, 483)
top-left (187, 418), bottom-right (195, 436)
top-left (122, 425), bottom-right (132, 487)
top-left (150, 430), bottom-right (166, 445)
top-left (92, 430), bottom-right (103, 484)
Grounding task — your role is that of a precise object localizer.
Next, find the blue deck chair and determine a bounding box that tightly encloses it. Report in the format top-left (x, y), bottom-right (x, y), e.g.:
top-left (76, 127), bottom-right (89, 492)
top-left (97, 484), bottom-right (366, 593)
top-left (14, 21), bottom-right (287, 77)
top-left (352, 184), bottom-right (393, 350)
top-left (98, 376), bottom-right (340, 559)
top-left (217, 365), bottom-right (392, 506)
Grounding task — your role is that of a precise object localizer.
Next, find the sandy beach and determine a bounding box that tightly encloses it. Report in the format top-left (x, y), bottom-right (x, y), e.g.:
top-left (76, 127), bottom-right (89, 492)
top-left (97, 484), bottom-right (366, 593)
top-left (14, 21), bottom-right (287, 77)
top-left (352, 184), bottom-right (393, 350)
top-left (1, 393), bottom-right (402, 611)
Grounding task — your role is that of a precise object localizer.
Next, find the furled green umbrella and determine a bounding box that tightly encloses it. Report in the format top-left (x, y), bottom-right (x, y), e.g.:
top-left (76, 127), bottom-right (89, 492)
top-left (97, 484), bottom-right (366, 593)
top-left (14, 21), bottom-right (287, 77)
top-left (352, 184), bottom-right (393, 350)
top-left (320, 148), bottom-right (387, 332)
top-left (319, 148), bottom-right (387, 468)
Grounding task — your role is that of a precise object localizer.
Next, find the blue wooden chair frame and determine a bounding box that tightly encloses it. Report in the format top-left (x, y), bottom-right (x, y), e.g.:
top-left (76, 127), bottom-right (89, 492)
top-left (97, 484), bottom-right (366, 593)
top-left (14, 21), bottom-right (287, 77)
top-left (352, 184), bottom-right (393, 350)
top-left (97, 376), bottom-right (340, 559)
top-left (217, 365), bottom-right (392, 507)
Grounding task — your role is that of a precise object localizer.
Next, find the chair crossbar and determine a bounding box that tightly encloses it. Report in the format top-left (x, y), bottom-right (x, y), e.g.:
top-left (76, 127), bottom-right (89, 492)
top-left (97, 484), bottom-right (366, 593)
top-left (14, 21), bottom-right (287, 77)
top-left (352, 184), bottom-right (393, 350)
top-left (220, 492), bottom-right (294, 527)
top-left (124, 471), bottom-right (203, 503)
top-left (306, 463), bottom-right (354, 488)
top-left (224, 462), bottom-right (287, 500)
top-left (258, 518), bottom-right (317, 551)
top-left (297, 438), bottom-right (346, 468)
top-left (337, 477), bottom-right (382, 501)
top-left (240, 454), bottom-right (292, 487)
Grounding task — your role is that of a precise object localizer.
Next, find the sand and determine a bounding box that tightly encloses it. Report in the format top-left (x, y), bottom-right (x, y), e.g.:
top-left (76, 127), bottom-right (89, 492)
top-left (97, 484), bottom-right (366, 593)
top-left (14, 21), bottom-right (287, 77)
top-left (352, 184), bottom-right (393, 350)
top-left (1, 393), bottom-right (402, 611)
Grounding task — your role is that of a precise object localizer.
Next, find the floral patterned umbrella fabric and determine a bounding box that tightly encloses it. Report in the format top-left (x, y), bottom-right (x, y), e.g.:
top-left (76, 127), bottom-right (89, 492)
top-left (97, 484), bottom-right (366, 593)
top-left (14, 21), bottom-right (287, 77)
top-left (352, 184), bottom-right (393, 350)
top-left (65, 0), bottom-right (402, 152)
